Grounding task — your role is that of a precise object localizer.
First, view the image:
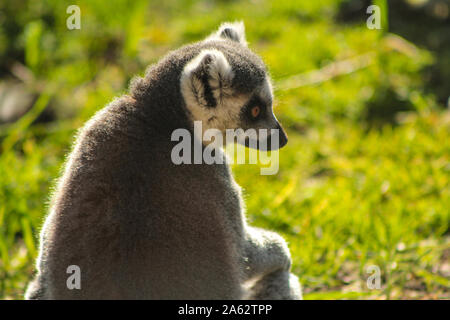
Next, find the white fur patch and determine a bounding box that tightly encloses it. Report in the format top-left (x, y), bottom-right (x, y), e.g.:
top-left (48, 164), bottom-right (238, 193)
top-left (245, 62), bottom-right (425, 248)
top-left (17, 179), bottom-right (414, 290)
top-left (181, 49), bottom-right (245, 134)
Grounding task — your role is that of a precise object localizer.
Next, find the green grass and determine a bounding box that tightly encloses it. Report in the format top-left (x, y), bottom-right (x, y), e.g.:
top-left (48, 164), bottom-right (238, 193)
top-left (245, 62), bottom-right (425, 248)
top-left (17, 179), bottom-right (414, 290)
top-left (0, 0), bottom-right (449, 299)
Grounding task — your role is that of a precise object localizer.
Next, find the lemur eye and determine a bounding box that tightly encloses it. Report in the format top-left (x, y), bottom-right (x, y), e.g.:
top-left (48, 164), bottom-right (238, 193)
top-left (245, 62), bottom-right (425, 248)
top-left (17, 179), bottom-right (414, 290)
top-left (251, 106), bottom-right (261, 118)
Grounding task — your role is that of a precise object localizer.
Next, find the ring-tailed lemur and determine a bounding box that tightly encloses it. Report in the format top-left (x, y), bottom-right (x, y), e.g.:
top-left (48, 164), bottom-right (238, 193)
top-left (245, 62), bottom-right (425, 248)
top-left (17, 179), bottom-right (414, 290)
top-left (25, 21), bottom-right (302, 300)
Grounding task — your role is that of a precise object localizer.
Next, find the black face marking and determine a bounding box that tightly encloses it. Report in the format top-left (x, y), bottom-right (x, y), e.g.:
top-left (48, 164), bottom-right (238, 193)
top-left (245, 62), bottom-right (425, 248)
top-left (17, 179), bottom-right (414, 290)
top-left (241, 95), bottom-right (269, 122)
top-left (193, 54), bottom-right (217, 108)
top-left (199, 72), bottom-right (217, 108)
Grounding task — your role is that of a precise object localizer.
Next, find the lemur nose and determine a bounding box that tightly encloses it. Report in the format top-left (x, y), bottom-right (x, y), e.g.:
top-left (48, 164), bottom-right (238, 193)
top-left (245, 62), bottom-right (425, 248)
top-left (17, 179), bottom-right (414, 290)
top-left (276, 122), bottom-right (288, 149)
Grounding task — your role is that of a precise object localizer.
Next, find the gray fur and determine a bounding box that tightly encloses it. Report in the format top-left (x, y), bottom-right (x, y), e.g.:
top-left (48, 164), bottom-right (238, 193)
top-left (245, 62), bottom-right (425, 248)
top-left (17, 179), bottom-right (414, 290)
top-left (25, 22), bottom-right (301, 300)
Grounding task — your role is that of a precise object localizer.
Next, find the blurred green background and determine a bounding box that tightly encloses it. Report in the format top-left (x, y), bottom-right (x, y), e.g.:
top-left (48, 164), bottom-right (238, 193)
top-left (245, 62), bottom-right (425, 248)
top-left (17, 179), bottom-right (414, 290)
top-left (0, 0), bottom-right (449, 299)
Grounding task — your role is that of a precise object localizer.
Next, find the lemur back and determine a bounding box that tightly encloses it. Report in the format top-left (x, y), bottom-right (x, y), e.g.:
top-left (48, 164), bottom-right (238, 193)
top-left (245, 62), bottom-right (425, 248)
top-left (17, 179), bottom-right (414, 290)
top-left (26, 22), bottom-right (302, 300)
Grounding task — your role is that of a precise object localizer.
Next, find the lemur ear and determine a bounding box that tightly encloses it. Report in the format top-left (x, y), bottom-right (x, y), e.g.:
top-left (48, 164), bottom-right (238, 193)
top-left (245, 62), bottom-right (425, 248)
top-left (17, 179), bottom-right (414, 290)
top-left (210, 21), bottom-right (247, 46)
top-left (181, 49), bottom-right (234, 108)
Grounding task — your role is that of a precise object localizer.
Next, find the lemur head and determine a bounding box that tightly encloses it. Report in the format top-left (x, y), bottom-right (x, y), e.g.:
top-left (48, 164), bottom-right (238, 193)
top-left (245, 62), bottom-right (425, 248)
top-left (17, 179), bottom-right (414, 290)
top-left (180, 22), bottom-right (288, 151)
